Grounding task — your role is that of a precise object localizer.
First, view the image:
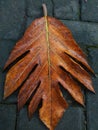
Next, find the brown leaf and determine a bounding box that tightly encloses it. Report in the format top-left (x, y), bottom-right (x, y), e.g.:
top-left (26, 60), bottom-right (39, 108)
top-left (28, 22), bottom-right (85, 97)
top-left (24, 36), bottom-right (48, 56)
top-left (4, 4), bottom-right (94, 130)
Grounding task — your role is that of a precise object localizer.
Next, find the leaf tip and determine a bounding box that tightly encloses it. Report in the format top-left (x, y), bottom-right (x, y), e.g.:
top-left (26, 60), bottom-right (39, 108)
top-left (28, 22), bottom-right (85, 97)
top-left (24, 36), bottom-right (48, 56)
top-left (81, 101), bottom-right (85, 107)
top-left (3, 90), bottom-right (8, 100)
top-left (3, 66), bottom-right (6, 71)
top-left (91, 88), bottom-right (96, 94)
top-left (3, 95), bottom-right (6, 100)
top-left (50, 127), bottom-right (54, 130)
top-left (89, 86), bottom-right (95, 94)
top-left (28, 105), bottom-right (33, 120)
top-left (28, 111), bottom-right (32, 121)
top-left (3, 62), bottom-right (9, 71)
top-left (17, 102), bottom-right (21, 111)
top-left (80, 100), bottom-right (85, 107)
top-left (3, 85), bottom-right (12, 100)
top-left (77, 96), bottom-right (84, 107)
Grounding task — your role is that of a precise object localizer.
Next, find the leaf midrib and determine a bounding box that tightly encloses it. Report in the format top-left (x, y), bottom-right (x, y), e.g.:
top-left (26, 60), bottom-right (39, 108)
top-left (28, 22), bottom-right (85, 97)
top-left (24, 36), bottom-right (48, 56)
top-left (44, 16), bottom-right (52, 129)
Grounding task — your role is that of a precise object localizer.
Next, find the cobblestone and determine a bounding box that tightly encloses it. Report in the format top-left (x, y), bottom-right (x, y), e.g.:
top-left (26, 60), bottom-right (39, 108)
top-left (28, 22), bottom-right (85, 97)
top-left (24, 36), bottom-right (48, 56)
top-left (0, 104), bottom-right (16, 130)
top-left (86, 77), bottom-right (98, 130)
top-left (81, 0), bottom-right (98, 22)
top-left (53, 0), bottom-right (80, 20)
top-left (88, 48), bottom-right (98, 74)
top-left (0, 0), bottom-right (25, 40)
top-left (61, 20), bottom-right (98, 46)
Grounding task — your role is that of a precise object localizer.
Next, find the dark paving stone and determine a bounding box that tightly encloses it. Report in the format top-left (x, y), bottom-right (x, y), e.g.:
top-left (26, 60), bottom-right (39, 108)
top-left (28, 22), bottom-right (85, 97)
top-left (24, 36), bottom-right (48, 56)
top-left (0, 40), bottom-right (16, 69)
top-left (86, 77), bottom-right (98, 130)
top-left (88, 48), bottom-right (98, 74)
top-left (53, 0), bottom-right (80, 20)
top-left (0, 40), bottom-right (18, 103)
top-left (26, 17), bottom-right (34, 28)
top-left (17, 106), bottom-right (84, 130)
top-left (81, 0), bottom-right (98, 22)
top-left (17, 107), bottom-right (47, 130)
top-left (0, 104), bottom-right (16, 130)
top-left (0, 0), bottom-right (25, 40)
top-left (27, 0), bottom-right (53, 19)
top-left (61, 20), bottom-right (98, 46)
top-left (56, 107), bottom-right (84, 130)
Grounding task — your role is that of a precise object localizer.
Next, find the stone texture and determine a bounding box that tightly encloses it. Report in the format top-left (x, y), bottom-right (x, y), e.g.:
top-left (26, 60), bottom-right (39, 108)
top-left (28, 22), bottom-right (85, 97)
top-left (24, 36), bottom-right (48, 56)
top-left (0, 0), bottom-right (25, 40)
top-left (17, 107), bottom-right (47, 130)
top-left (56, 107), bottom-right (84, 130)
top-left (17, 106), bottom-right (84, 130)
top-left (27, 0), bottom-right (53, 19)
top-left (53, 0), bottom-right (79, 20)
top-left (81, 0), bottom-right (98, 22)
top-left (0, 104), bottom-right (16, 130)
top-left (88, 48), bottom-right (98, 74)
top-left (86, 47), bottom-right (98, 130)
top-left (62, 20), bottom-right (98, 46)
top-left (0, 40), bottom-right (18, 103)
top-left (86, 77), bottom-right (98, 130)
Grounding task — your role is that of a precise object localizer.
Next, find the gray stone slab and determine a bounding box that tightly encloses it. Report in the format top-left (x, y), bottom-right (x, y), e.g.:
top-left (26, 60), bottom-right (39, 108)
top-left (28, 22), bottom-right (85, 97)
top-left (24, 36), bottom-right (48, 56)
top-left (61, 20), bottom-right (98, 46)
top-left (0, 40), bottom-right (18, 103)
top-left (27, 0), bottom-right (53, 18)
top-left (53, 0), bottom-right (79, 20)
top-left (56, 107), bottom-right (84, 130)
top-left (0, 0), bottom-right (25, 40)
top-left (0, 104), bottom-right (16, 130)
top-left (17, 107), bottom-right (47, 130)
top-left (86, 77), bottom-right (98, 130)
top-left (17, 106), bottom-right (84, 130)
top-left (88, 48), bottom-right (98, 74)
top-left (81, 0), bottom-right (98, 22)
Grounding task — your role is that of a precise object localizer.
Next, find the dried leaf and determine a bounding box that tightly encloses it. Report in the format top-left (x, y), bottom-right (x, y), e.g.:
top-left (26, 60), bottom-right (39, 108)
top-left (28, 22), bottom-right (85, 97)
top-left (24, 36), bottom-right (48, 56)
top-left (4, 4), bottom-right (94, 130)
